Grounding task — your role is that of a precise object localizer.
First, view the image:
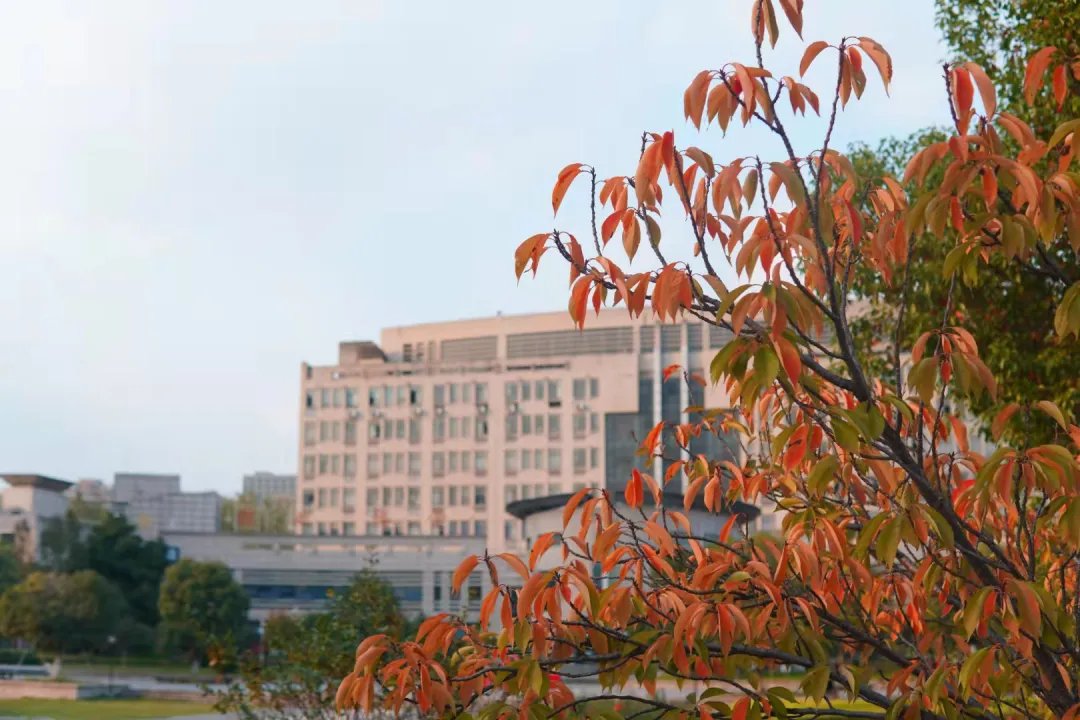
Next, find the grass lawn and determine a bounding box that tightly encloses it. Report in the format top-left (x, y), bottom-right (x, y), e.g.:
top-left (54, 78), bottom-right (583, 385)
top-left (0, 698), bottom-right (215, 719)
top-left (59, 661), bottom-right (219, 682)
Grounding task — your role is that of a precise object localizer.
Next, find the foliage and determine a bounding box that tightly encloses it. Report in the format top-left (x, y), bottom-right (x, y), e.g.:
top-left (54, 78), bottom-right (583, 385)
top-left (80, 513), bottom-right (170, 628)
top-left (157, 558), bottom-right (251, 662)
top-left (220, 493), bottom-right (293, 534)
top-left (0, 570), bottom-right (127, 654)
top-left (39, 510), bottom-right (89, 572)
top-left (214, 570), bottom-right (410, 720)
top-left (0, 544), bottom-right (24, 594)
top-left (342, 3), bottom-right (1080, 719)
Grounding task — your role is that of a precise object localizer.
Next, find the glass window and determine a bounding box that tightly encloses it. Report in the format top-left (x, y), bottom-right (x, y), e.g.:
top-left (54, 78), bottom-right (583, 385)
top-left (394, 487), bottom-right (404, 506)
top-left (535, 448), bottom-right (544, 470)
top-left (333, 388), bottom-right (343, 407)
top-left (548, 449), bottom-right (562, 475)
top-left (304, 422), bottom-right (316, 446)
top-left (383, 385), bottom-right (393, 407)
top-left (368, 388), bottom-right (379, 407)
top-left (505, 449), bottom-right (518, 475)
top-left (382, 487), bottom-right (392, 506)
top-left (522, 415), bottom-right (532, 435)
top-left (475, 485), bottom-right (487, 508)
top-left (506, 485), bottom-right (518, 503)
top-left (330, 488), bottom-right (339, 507)
top-left (505, 414), bottom-right (518, 440)
top-left (395, 419), bottom-right (405, 439)
top-left (505, 520), bottom-right (516, 540)
top-left (366, 488), bottom-right (378, 506)
top-left (590, 447), bottom-right (599, 469)
top-left (434, 384), bottom-right (445, 406)
top-left (395, 453), bottom-right (404, 473)
top-left (408, 452), bottom-right (421, 477)
top-left (590, 413), bottom-right (599, 433)
top-left (382, 452), bottom-right (392, 474)
top-left (408, 487), bottom-right (420, 510)
top-left (536, 380), bottom-right (545, 400)
top-left (321, 388), bottom-right (331, 407)
top-left (449, 486), bottom-right (459, 506)
top-left (433, 452), bottom-right (445, 476)
top-left (573, 413), bottom-right (586, 437)
top-left (521, 449), bottom-right (531, 470)
top-left (590, 378), bottom-right (599, 398)
top-left (448, 520), bottom-right (459, 536)
top-left (548, 482), bottom-right (561, 495)
top-left (573, 482), bottom-right (587, 492)
top-left (345, 421), bottom-right (357, 445)
top-left (534, 482), bottom-right (544, 497)
top-left (461, 486), bottom-right (472, 505)
top-left (408, 521), bottom-right (421, 535)
top-left (462, 417), bottom-right (472, 438)
top-left (343, 522), bottom-right (356, 535)
top-left (476, 418), bottom-right (489, 441)
top-left (345, 455), bottom-right (357, 477)
top-left (573, 379), bottom-right (587, 401)
top-left (366, 522), bottom-right (377, 535)
top-left (536, 415), bottom-right (544, 433)
top-left (303, 456), bottom-right (315, 479)
top-left (410, 386), bottom-right (422, 406)
top-left (346, 388), bottom-right (357, 408)
top-left (409, 418), bottom-right (421, 443)
top-left (475, 451), bottom-right (488, 475)
top-left (449, 383), bottom-right (459, 403)
top-left (574, 448), bottom-right (587, 474)
top-left (463, 383), bottom-right (472, 403)
top-left (319, 454), bottom-right (330, 474)
top-left (318, 489), bottom-right (327, 508)
top-left (522, 484), bottom-right (533, 499)
top-left (303, 490), bottom-right (315, 508)
top-left (369, 422), bottom-right (381, 441)
top-left (462, 451), bottom-right (471, 472)
top-left (332, 421), bottom-right (341, 442)
top-left (306, 391), bottom-right (315, 410)
top-left (432, 487), bottom-right (444, 505)
top-left (449, 417), bottom-right (459, 438)
top-left (319, 421), bottom-right (329, 442)
top-left (476, 383), bottom-right (488, 403)
top-left (396, 386), bottom-right (407, 405)
top-left (474, 520), bottom-right (487, 536)
top-left (549, 414), bottom-right (561, 439)
top-left (433, 415), bottom-right (445, 441)
top-left (548, 380), bottom-right (561, 403)
top-left (521, 381), bottom-right (531, 401)
top-left (505, 382), bottom-right (518, 402)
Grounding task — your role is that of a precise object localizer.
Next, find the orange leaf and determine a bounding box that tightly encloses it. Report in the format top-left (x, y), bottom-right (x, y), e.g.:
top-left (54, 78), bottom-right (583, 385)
top-left (732, 697), bottom-right (751, 720)
top-left (776, 0), bottom-right (803, 37)
top-left (799, 40), bottom-right (830, 77)
top-left (952, 68), bottom-right (974, 125)
top-left (961, 62), bottom-right (997, 117)
top-left (562, 487), bottom-right (591, 529)
top-left (514, 233), bottom-right (548, 279)
top-left (776, 337), bottom-right (802, 382)
top-left (1053, 64), bottom-right (1068, 110)
top-left (529, 532), bottom-right (556, 571)
top-left (1024, 46), bottom-right (1058, 105)
top-left (497, 552), bottom-right (530, 581)
top-left (625, 468), bottom-right (644, 508)
top-left (451, 555), bottom-right (479, 593)
top-left (552, 163), bottom-right (583, 215)
top-left (858, 37), bottom-right (893, 93)
top-left (683, 70), bottom-right (712, 129)
top-left (663, 364), bottom-right (682, 381)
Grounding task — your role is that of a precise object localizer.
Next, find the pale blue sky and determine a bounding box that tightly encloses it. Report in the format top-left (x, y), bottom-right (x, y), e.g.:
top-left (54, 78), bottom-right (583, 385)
top-left (0, 1), bottom-right (947, 494)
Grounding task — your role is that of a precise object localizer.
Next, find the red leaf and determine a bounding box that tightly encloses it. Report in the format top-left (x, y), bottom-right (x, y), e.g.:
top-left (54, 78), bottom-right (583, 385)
top-left (663, 364), bottom-right (682, 381)
top-left (625, 469), bottom-right (644, 508)
top-left (552, 163), bottom-right (584, 215)
top-left (961, 61), bottom-right (997, 117)
top-left (952, 67), bottom-right (974, 129)
top-left (451, 555), bottom-right (478, 593)
top-left (1053, 63), bottom-right (1068, 110)
top-left (514, 233), bottom-right (548, 279)
top-left (1024, 46), bottom-right (1058, 105)
top-left (529, 532), bottom-right (556, 571)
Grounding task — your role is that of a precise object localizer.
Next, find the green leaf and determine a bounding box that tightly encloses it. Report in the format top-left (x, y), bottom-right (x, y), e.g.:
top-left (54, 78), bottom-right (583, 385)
top-left (959, 646), bottom-right (991, 690)
top-left (875, 515), bottom-right (903, 568)
top-left (801, 665), bottom-right (831, 702)
top-left (907, 357), bottom-right (938, 405)
top-left (855, 512), bottom-right (890, 559)
top-left (832, 418), bottom-right (860, 452)
top-left (807, 455), bottom-right (839, 497)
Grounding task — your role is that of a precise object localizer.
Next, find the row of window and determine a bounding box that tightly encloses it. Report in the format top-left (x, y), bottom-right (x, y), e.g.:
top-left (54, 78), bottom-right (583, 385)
top-left (298, 519), bottom-right (489, 538)
top-left (305, 411), bottom-right (590, 448)
top-left (304, 376), bottom-right (601, 414)
top-left (303, 445), bottom-right (601, 480)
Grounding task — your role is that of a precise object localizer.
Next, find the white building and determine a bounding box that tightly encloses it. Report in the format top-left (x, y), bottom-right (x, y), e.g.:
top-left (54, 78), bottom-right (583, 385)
top-left (0, 474), bottom-right (72, 562)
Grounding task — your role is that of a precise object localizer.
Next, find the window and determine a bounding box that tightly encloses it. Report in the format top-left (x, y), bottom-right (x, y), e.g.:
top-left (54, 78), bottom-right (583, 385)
top-left (367, 488), bottom-right (378, 507)
top-left (476, 418), bottom-right (489, 441)
top-left (462, 451), bottom-right (471, 472)
top-left (344, 488), bottom-right (356, 511)
top-left (319, 454), bottom-right (330, 474)
top-left (381, 452), bottom-right (392, 474)
top-left (573, 482), bottom-right (587, 492)
top-left (433, 452), bottom-right (445, 477)
top-left (534, 448), bottom-right (544, 470)
top-left (395, 453), bottom-right (405, 473)
top-left (345, 420), bottom-right (357, 445)
top-left (369, 388), bottom-right (379, 407)
top-left (318, 522), bottom-right (327, 536)
top-left (318, 488), bottom-right (327, 508)
top-left (590, 413), bottom-right (599, 433)
top-left (331, 455), bottom-right (341, 474)
top-left (548, 483), bottom-right (561, 495)
top-left (408, 486), bottom-right (420, 511)
top-left (574, 448), bottom-right (587, 474)
top-left (330, 488), bottom-right (339, 507)
top-left (505, 414), bottom-right (518, 441)
top-left (396, 386), bottom-right (407, 405)
top-left (382, 418), bottom-right (392, 440)
top-left (382, 487), bottom-right (392, 506)
top-left (449, 383), bottom-right (459, 403)
top-left (475, 451), bottom-right (488, 476)
top-left (590, 447), bottom-right (599, 469)
top-left (573, 378), bottom-right (587, 401)
top-left (505, 520), bottom-right (516, 540)
top-left (304, 422), bottom-right (316, 446)
top-left (505, 382), bottom-right (518, 402)
top-left (345, 455), bottom-right (357, 477)
top-left (449, 451), bottom-right (459, 473)
top-left (449, 520), bottom-right (459, 536)
top-left (522, 484), bottom-right (533, 499)
top-left (463, 383), bottom-right (472, 403)
top-left (409, 386), bottom-right (422, 406)
top-left (367, 454), bottom-right (379, 478)
top-left (434, 384), bottom-right (445, 406)
top-left (333, 388), bottom-right (344, 407)
top-left (449, 486), bottom-right (459, 506)
top-left (368, 422), bottom-right (381, 442)
top-left (433, 416), bottom-right (445, 442)
top-left (474, 520), bottom-right (487, 536)
top-left (321, 388), bottom-right (331, 407)
top-left (476, 383), bottom-right (488, 404)
top-left (534, 483), bottom-right (544, 497)
top-left (408, 521), bottom-right (421, 535)
top-left (548, 449), bottom-right (562, 475)
top-left (303, 490), bottom-right (315, 508)
top-left (408, 452), bottom-right (421, 477)
top-left (346, 388), bottom-right (357, 408)
top-left (536, 415), bottom-right (544, 433)
top-left (331, 421), bottom-right (341, 441)
top-left (590, 378), bottom-right (599, 398)
top-left (521, 380), bottom-right (531, 401)
top-left (549, 414), bottom-right (562, 440)
top-left (536, 380), bottom-right (545, 400)
top-left (475, 485), bottom-right (487, 508)
top-left (393, 487), bottom-right (404, 506)
top-left (505, 449), bottom-right (518, 475)
top-left (462, 417), bottom-right (472, 438)
top-left (522, 449), bottom-right (531, 470)
top-left (302, 523), bottom-right (314, 535)
top-left (395, 419), bottom-right (405, 439)
top-left (506, 485), bottom-right (518, 503)
top-left (449, 417), bottom-right (459, 438)
top-left (320, 421), bottom-right (329, 442)
top-left (306, 391), bottom-right (315, 410)
top-left (383, 385), bottom-right (392, 407)
top-left (547, 380), bottom-right (561, 404)
top-left (303, 456), bottom-right (315, 479)
top-left (366, 522), bottom-right (378, 535)
top-left (409, 418), bottom-right (421, 444)
top-left (521, 414), bottom-right (532, 435)
top-left (573, 413), bottom-right (586, 438)
top-left (343, 522), bottom-right (356, 535)
top-left (432, 487), bottom-right (444, 506)
top-left (461, 486), bottom-right (472, 505)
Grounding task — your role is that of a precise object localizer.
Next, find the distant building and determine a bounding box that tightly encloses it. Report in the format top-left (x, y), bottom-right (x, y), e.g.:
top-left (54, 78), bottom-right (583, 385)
top-left (113, 472), bottom-right (181, 504)
top-left (242, 472), bottom-right (296, 501)
top-left (67, 478), bottom-right (111, 505)
top-left (0, 474), bottom-right (72, 562)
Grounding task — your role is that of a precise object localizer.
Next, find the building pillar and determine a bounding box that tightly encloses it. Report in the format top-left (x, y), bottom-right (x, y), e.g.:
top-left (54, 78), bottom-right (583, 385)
top-left (652, 321), bottom-right (663, 483)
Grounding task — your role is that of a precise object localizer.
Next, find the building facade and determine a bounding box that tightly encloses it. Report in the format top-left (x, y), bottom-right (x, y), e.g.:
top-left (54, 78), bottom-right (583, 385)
top-left (242, 472), bottom-right (297, 501)
top-left (114, 473), bottom-right (221, 538)
top-left (0, 474), bottom-right (72, 562)
top-left (297, 310), bottom-right (751, 551)
top-left (113, 472), bottom-right (181, 504)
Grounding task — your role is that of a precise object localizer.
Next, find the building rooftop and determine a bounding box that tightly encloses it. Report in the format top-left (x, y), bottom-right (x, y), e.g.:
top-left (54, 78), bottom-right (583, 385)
top-left (1, 474), bottom-right (74, 493)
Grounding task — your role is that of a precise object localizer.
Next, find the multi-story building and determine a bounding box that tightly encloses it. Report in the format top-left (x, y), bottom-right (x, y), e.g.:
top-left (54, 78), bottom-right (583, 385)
top-left (242, 472), bottom-right (297, 501)
top-left (0, 474), bottom-right (72, 562)
top-left (113, 472), bottom-right (181, 504)
top-left (297, 310), bottom-right (751, 551)
top-left (113, 472), bottom-right (221, 538)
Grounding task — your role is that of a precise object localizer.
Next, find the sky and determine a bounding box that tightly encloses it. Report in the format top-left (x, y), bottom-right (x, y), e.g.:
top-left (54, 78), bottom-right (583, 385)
top-left (0, 0), bottom-right (947, 494)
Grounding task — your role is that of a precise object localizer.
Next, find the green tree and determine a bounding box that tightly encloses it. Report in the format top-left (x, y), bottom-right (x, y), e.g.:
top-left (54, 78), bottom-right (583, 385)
top-left (38, 510), bottom-right (88, 572)
top-left (158, 558), bottom-right (250, 661)
top-left (85, 514), bottom-right (169, 628)
top-left (0, 571), bottom-right (127, 655)
top-left (214, 570), bottom-right (409, 720)
top-left (0, 545), bottom-right (24, 594)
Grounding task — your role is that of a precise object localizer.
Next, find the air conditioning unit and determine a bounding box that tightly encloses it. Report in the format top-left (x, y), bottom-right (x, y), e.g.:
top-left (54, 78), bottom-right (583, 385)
top-left (413, 407), bottom-right (426, 417)
top-left (477, 403), bottom-right (489, 415)
top-left (332, 371), bottom-right (342, 380)
top-left (435, 406), bottom-right (446, 416)
top-left (576, 403), bottom-right (588, 412)
top-left (508, 402), bottom-right (520, 414)
top-left (349, 410), bottom-right (363, 420)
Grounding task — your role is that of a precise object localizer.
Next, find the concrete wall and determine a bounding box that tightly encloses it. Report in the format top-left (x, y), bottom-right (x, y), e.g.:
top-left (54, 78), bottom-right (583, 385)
top-left (0, 680), bottom-right (125, 700)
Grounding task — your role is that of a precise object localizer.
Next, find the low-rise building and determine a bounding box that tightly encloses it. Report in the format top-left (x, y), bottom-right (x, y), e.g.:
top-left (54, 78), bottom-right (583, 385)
top-left (0, 474), bottom-right (72, 562)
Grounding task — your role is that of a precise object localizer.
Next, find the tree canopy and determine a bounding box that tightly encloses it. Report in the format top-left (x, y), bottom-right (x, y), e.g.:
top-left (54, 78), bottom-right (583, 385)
top-left (339, 2), bottom-right (1080, 719)
top-left (158, 558), bottom-right (251, 661)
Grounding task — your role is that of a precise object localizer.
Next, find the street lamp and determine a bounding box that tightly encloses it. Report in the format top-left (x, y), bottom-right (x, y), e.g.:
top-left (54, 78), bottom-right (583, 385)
top-left (106, 635), bottom-right (117, 695)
